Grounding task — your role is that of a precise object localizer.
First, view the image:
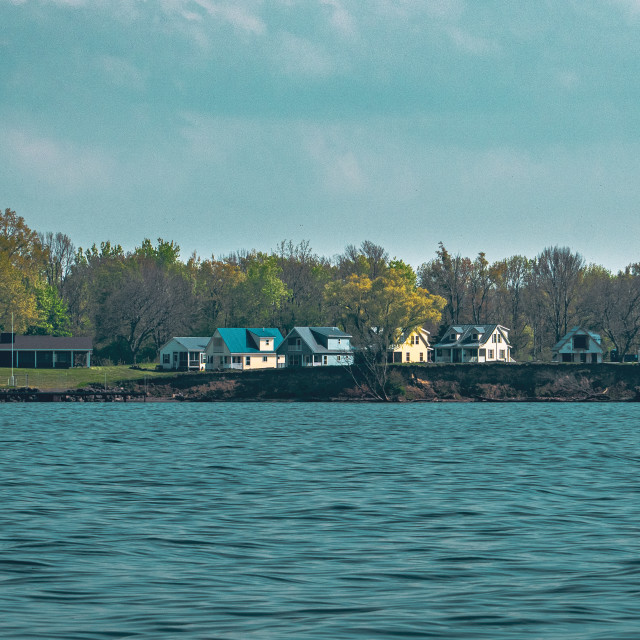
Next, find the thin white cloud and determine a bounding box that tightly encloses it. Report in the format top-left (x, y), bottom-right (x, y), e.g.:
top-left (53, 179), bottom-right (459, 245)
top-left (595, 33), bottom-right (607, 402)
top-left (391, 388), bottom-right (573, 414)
top-left (608, 0), bottom-right (640, 15)
top-left (191, 0), bottom-right (266, 34)
top-left (5, 128), bottom-right (113, 193)
top-left (321, 0), bottom-right (357, 38)
top-left (275, 32), bottom-right (337, 77)
top-left (98, 55), bottom-right (146, 91)
top-left (446, 26), bottom-right (500, 55)
top-left (305, 128), bottom-right (367, 194)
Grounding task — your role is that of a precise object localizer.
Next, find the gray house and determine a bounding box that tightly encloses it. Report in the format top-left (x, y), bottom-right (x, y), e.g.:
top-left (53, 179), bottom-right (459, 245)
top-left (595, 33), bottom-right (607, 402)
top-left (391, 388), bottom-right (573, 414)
top-left (552, 327), bottom-right (603, 363)
top-left (0, 333), bottom-right (93, 368)
top-left (277, 327), bottom-right (353, 367)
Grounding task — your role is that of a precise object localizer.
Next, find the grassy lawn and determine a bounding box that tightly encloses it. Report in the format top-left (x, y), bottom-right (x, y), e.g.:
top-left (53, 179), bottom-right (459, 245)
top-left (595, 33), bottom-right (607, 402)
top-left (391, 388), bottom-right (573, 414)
top-left (0, 365), bottom-right (180, 391)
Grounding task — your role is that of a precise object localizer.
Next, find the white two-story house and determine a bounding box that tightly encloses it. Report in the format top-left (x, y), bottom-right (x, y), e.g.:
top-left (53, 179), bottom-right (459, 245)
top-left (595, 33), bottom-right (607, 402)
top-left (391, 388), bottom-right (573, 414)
top-left (434, 324), bottom-right (513, 363)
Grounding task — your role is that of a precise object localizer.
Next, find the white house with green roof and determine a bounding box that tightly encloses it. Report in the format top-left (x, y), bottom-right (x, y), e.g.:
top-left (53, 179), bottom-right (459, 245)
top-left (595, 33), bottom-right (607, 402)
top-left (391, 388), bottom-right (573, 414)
top-left (159, 337), bottom-right (210, 371)
top-left (205, 328), bottom-right (284, 370)
top-left (276, 327), bottom-right (354, 367)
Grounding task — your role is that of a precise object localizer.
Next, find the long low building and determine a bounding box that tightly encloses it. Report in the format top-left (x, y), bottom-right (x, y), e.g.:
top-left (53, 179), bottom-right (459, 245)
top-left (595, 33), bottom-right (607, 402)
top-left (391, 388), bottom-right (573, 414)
top-left (0, 333), bottom-right (93, 368)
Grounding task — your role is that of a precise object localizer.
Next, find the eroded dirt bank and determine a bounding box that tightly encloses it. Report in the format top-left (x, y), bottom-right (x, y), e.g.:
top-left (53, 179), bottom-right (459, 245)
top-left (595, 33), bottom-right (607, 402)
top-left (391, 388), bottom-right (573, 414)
top-left (129, 364), bottom-right (640, 402)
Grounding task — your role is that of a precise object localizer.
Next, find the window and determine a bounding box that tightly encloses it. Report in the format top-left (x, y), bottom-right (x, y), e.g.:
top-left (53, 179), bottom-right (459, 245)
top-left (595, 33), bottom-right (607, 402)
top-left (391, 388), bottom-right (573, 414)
top-left (488, 349), bottom-right (494, 359)
top-left (497, 334), bottom-right (502, 343)
top-left (499, 349), bottom-right (505, 360)
top-left (163, 354), bottom-right (170, 364)
top-left (573, 335), bottom-right (588, 349)
top-left (479, 349), bottom-right (486, 357)
top-left (289, 337), bottom-right (301, 350)
top-left (323, 355), bottom-right (328, 365)
top-left (337, 355), bottom-right (341, 361)
top-left (245, 356), bottom-right (251, 365)
top-left (450, 333), bottom-right (456, 341)
top-left (265, 339), bottom-right (270, 346)
top-left (337, 338), bottom-right (341, 344)
top-left (212, 337), bottom-right (223, 351)
top-left (580, 353), bottom-right (587, 363)
top-left (491, 334), bottom-right (497, 343)
top-left (263, 356), bottom-right (268, 362)
top-left (419, 352), bottom-right (424, 362)
top-left (406, 352), bottom-right (410, 362)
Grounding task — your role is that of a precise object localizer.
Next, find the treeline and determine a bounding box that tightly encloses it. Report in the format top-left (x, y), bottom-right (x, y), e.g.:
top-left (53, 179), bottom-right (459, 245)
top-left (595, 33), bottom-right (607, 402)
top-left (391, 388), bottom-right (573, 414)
top-left (1, 208), bottom-right (639, 363)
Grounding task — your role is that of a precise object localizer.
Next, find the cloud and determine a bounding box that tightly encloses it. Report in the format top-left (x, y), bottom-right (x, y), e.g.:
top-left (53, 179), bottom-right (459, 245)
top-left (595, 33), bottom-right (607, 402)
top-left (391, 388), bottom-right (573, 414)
top-left (446, 26), bottom-right (500, 55)
top-left (275, 32), bottom-right (338, 77)
top-left (98, 55), bottom-right (146, 91)
top-left (305, 128), bottom-right (367, 194)
top-left (4, 128), bottom-right (113, 193)
top-left (608, 0), bottom-right (640, 15)
top-left (321, 0), bottom-right (357, 37)
top-left (191, 0), bottom-right (266, 34)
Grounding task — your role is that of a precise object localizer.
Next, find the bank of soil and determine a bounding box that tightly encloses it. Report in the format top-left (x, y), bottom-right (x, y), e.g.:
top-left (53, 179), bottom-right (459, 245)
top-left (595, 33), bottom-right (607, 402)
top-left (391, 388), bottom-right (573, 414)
top-left (130, 363), bottom-right (640, 402)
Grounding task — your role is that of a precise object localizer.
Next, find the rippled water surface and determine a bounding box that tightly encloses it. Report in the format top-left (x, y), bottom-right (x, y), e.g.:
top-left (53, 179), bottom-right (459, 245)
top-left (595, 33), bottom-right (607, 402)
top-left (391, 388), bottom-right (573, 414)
top-left (2, 403), bottom-right (640, 639)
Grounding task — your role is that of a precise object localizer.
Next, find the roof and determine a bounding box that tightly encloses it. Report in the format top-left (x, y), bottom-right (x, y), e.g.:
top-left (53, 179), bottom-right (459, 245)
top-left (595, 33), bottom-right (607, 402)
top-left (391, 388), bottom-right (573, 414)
top-left (216, 328), bottom-right (283, 354)
top-left (0, 335), bottom-right (93, 350)
top-left (435, 324), bottom-right (510, 347)
top-left (552, 326), bottom-right (603, 353)
top-left (166, 337), bottom-right (210, 352)
top-left (279, 327), bottom-right (352, 354)
top-left (308, 327), bottom-right (351, 338)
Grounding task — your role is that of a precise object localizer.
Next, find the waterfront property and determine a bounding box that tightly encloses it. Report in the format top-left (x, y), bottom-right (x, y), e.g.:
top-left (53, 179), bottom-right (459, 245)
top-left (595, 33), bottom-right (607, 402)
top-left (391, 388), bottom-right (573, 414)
top-left (205, 328), bottom-right (284, 370)
top-left (433, 324), bottom-right (513, 363)
top-left (0, 332), bottom-right (93, 368)
top-left (552, 326), bottom-right (603, 363)
top-left (389, 328), bottom-right (432, 363)
top-left (277, 327), bottom-right (354, 367)
top-left (159, 337), bottom-right (209, 371)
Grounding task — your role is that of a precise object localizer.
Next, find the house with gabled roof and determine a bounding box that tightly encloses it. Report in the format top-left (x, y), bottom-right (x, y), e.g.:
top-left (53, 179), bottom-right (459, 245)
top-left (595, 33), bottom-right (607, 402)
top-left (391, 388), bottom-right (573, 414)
top-left (389, 327), bottom-right (432, 363)
top-left (159, 337), bottom-right (210, 371)
top-left (433, 324), bottom-right (514, 363)
top-left (552, 326), bottom-right (603, 363)
top-left (276, 327), bottom-right (354, 367)
top-left (205, 328), bottom-right (284, 371)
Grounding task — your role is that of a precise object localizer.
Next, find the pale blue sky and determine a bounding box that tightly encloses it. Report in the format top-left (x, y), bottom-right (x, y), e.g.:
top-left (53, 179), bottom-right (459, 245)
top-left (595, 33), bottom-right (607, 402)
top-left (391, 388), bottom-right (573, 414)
top-left (2, 0), bottom-right (640, 269)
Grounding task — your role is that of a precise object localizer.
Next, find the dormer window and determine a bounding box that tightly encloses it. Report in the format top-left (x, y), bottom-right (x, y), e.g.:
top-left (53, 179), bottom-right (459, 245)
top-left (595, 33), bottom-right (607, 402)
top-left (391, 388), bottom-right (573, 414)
top-left (450, 333), bottom-right (456, 341)
top-left (265, 339), bottom-right (270, 346)
top-left (573, 335), bottom-right (587, 349)
top-left (472, 333), bottom-right (478, 340)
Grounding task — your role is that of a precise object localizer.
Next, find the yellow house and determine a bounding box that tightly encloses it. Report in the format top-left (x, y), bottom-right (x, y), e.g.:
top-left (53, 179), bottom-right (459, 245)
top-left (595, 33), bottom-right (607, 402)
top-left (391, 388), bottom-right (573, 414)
top-left (389, 328), bottom-right (432, 364)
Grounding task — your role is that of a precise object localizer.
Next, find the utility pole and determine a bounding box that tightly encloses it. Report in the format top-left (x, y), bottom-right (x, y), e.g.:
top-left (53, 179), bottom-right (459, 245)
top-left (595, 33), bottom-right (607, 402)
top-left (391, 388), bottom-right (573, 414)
top-left (10, 312), bottom-right (14, 387)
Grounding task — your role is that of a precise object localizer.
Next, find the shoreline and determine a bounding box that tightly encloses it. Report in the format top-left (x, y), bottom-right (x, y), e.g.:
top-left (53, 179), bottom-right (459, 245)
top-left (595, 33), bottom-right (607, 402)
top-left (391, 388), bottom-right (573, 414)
top-left (2, 363), bottom-right (640, 402)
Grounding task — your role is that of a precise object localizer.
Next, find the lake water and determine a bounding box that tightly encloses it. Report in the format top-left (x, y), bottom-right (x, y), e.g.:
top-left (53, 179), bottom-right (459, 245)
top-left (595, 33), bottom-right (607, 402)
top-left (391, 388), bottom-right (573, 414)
top-left (1, 403), bottom-right (640, 639)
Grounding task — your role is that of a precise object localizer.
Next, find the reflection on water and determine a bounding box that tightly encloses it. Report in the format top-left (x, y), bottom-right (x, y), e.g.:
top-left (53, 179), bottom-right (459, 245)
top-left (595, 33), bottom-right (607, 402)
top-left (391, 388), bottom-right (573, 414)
top-left (1, 403), bottom-right (640, 639)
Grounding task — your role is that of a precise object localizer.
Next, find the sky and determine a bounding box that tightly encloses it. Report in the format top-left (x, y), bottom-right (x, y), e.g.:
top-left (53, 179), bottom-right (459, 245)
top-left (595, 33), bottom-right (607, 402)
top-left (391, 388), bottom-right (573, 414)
top-left (2, 0), bottom-right (640, 271)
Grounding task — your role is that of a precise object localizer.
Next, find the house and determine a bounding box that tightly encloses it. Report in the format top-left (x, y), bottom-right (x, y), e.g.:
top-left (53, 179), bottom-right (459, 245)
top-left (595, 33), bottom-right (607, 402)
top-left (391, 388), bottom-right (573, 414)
top-left (159, 337), bottom-right (209, 371)
top-left (205, 328), bottom-right (284, 370)
top-left (277, 327), bottom-right (353, 367)
top-left (433, 324), bottom-right (513, 363)
top-left (0, 332), bottom-right (93, 368)
top-left (552, 326), bottom-right (603, 363)
top-left (389, 328), bottom-right (432, 363)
